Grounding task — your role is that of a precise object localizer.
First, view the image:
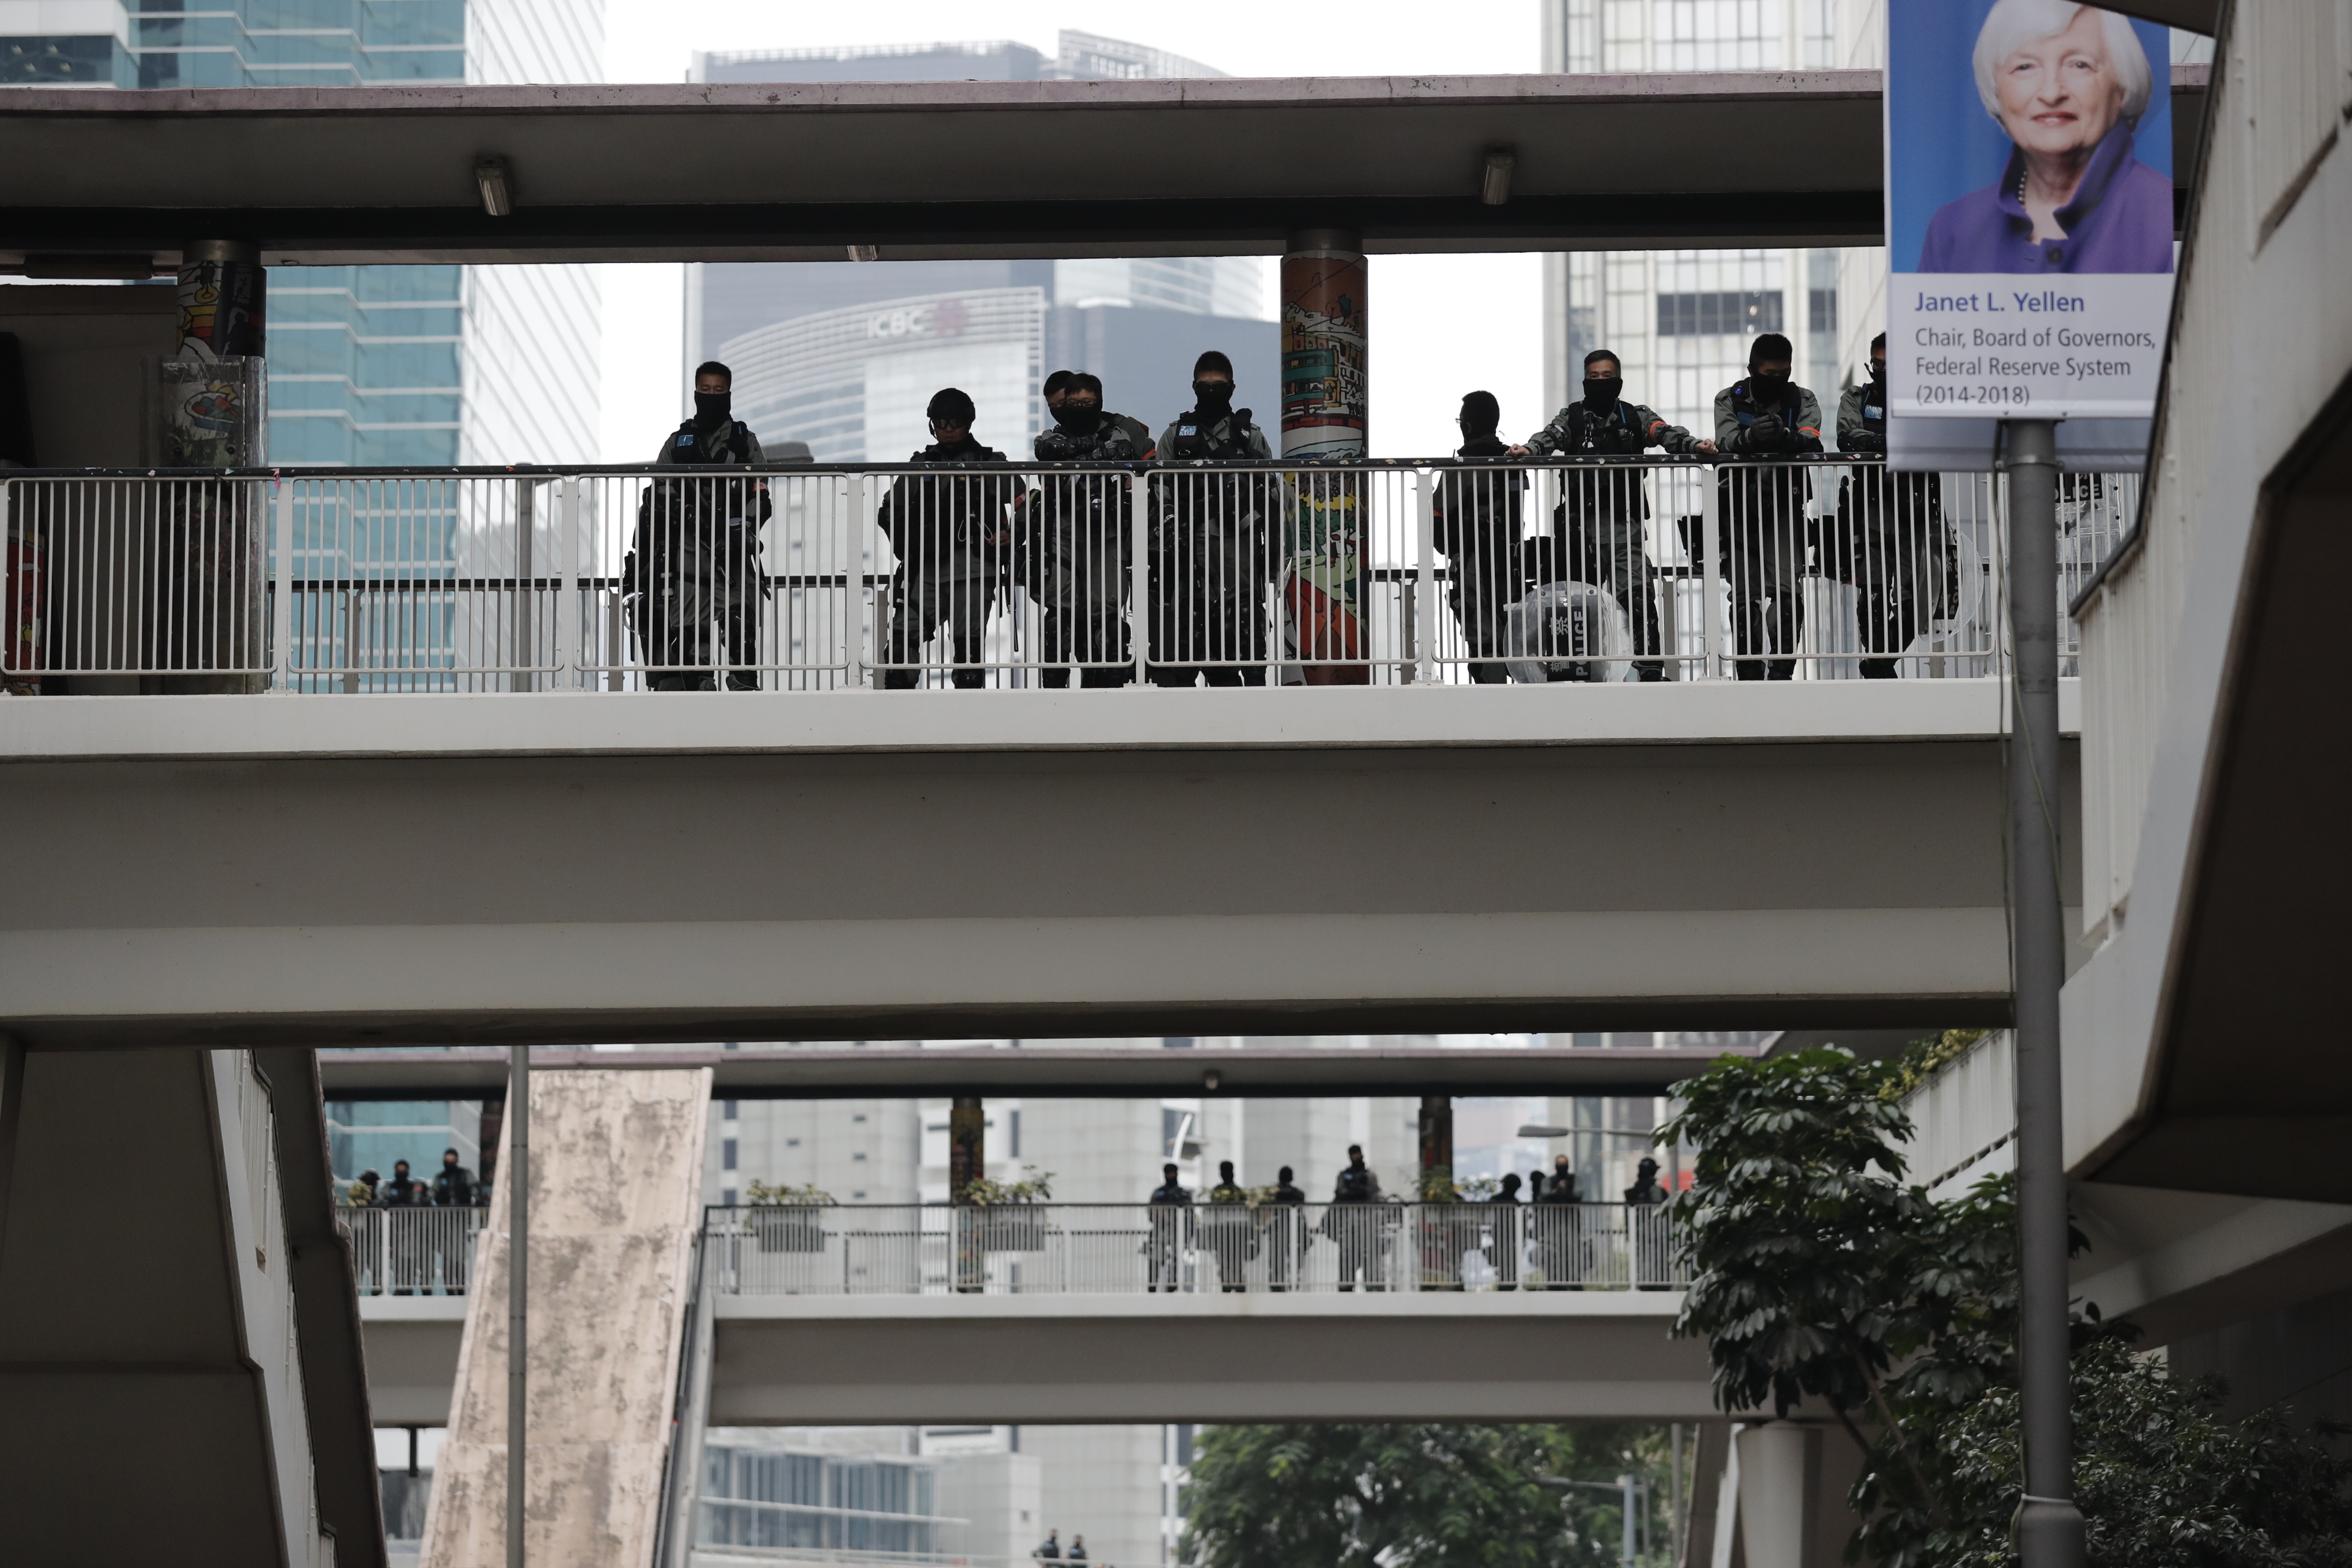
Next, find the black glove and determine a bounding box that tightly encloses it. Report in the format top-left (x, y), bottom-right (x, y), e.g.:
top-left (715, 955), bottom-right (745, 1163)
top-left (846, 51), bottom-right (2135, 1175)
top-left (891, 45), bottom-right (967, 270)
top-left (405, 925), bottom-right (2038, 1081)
top-left (1850, 430), bottom-right (1886, 453)
top-left (1748, 411), bottom-right (1786, 448)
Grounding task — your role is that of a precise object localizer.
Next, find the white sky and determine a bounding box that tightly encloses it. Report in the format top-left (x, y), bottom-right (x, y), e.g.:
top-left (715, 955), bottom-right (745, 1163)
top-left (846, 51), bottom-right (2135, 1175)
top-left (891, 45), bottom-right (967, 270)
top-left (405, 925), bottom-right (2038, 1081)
top-left (594, 2), bottom-right (1551, 461)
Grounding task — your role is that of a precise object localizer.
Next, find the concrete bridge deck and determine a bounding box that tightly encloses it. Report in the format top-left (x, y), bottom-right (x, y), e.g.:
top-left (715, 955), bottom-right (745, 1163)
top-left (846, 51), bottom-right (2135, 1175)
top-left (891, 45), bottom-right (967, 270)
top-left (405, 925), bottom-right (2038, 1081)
top-left (0, 680), bottom-right (2077, 1049)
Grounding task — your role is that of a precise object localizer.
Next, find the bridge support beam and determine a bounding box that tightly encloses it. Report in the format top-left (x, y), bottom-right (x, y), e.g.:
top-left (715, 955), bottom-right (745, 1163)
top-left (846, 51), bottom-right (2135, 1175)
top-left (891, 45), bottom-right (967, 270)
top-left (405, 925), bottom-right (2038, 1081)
top-left (419, 1067), bottom-right (710, 1568)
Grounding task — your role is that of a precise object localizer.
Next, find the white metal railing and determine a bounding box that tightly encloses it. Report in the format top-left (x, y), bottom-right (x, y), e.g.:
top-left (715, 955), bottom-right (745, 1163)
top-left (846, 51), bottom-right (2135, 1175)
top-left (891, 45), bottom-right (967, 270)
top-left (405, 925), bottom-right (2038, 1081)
top-left (0, 458), bottom-right (2135, 693)
top-left (337, 1203), bottom-right (488, 1296)
top-left (705, 1201), bottom-right (1685, 1295)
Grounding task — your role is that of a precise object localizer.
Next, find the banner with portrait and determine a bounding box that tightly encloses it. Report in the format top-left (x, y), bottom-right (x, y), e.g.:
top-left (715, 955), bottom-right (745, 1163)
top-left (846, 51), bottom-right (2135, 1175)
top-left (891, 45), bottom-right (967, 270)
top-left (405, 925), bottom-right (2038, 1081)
top-left (1886, 0), bottom-right (2177, 443)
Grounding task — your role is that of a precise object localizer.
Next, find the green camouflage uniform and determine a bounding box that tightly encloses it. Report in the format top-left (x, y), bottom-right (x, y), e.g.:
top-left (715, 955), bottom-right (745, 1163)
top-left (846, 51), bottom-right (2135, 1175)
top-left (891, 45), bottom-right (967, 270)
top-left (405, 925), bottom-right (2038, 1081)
top-left (1712, 377), bottom-right (1826, 679)
top-left (1028, 415), bottom-right (1150, 686)
top-left (1522, 399), bottom-right (1705, 676)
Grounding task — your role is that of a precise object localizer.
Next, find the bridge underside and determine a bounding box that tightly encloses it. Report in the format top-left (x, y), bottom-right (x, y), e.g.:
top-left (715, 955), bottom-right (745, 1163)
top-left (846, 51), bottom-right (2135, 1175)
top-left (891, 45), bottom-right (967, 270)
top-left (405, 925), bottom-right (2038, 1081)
top-left (365, 1293), bottom-right (1719, 1425)
top-left (0, 691), bottom-right (2079, 1048)
top-left (0, 687), bottom-right (2071, 1047)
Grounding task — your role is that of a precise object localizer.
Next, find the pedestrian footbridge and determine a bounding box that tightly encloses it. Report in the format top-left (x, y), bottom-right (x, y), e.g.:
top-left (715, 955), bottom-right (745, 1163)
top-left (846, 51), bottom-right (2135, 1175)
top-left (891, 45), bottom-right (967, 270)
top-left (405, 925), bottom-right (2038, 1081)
top-left (358, 1201), bottom-right (1716, 1426)
top-left (0, 457), bottom-right (2108, 1049)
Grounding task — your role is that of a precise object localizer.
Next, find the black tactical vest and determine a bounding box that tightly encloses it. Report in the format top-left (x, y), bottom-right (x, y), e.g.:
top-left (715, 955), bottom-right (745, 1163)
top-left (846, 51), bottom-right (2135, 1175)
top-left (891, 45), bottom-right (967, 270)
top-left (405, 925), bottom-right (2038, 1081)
top-left (661, 419), bottom-right (756, 464)
top-left (1168, 409), bottom-right (1258, 461)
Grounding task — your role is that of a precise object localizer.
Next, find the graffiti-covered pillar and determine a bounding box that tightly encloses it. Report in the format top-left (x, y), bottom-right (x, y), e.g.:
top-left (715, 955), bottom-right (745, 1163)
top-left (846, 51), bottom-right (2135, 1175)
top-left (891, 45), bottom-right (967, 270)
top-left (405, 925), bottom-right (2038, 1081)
top-left (152, 240), bottom-right (270, 692)
top-left (1279, 230), bottom-right (1366, 458)
top-left (948, 1096), bottom-right (985, 1292)
top-left (948, 1096), bottom-right (985, 1202)
top-left (1279, 230), bottom-right (1371, 684)
top-left (169, 239), bottom-right (267, 466)
top-left (1417, 1094), bottom-right (1453, 1191)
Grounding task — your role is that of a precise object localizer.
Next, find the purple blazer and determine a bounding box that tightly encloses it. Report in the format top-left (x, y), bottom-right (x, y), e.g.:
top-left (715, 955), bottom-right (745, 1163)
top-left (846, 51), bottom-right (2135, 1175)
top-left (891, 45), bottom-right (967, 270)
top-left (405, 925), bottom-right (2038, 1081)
top-left (1919, 122), bottom-right (2174, 274)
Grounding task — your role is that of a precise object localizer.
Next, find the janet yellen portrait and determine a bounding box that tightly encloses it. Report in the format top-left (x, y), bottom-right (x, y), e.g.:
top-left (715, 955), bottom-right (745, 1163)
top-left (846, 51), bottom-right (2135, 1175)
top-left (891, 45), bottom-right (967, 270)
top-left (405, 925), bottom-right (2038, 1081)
top-left (1919, 0), bottom-right (2173, 274)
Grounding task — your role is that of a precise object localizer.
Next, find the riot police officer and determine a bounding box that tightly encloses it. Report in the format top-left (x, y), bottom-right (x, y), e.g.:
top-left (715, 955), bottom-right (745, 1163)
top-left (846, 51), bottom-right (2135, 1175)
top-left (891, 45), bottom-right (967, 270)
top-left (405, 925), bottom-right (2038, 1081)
top-left (1146, 1161), bottom-right (1193, 1292)
top-left (1713, 334), bottom-right (1826, 680)
top-left (1431, 391), bottom-right (1526, 682)
top-left (629, 360), bottom-right (771, 690)
top-left (1514, 352), bottom-right (1715, 681)
top-left (1030, 373), bottom-right (1145, 687)
top-left (1835, 333), bottom-right (1954, 678)
top-left (1151, 352), bottom-right (1274, 687)
top-left (874, 388), bottom-right (1015, 689)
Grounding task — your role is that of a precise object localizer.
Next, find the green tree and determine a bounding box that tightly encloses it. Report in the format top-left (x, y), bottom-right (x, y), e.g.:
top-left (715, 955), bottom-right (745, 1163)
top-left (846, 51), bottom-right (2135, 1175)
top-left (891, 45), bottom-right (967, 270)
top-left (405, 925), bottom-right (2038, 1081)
top-left (1662, 1043), bottom-right (2352, 1568)
top-left (1181, 1423), bottom-right (1676, 1568)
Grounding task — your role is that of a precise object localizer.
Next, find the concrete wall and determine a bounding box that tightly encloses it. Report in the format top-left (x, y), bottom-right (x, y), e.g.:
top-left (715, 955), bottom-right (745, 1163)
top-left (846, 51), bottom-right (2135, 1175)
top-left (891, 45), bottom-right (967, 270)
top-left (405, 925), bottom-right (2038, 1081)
top-left (936, 1448), bottom-right (1044, 1563)
top-left (419, 1067), bottom-right (711, 1568)
top-left (0, 1047), bottom-right (332, 1567)
top-left (0, 283), bottom-right (179, 467)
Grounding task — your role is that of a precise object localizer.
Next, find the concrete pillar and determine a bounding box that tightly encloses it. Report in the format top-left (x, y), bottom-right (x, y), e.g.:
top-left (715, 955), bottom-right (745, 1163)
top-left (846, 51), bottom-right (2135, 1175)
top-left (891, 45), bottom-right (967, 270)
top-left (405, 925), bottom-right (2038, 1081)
top-left (1280, 230), bottom-right (1370, 685)
top-left (418, 1067), bottom-right (712, 1568)
top-left (1416, 1094), bottom-right (1453, 1194)
top-left (167, 238), bottom-right (266, 466)
top-left (154, 239), bottom-right (270, 692)
top-left (1734, 1422), bottom-right (1816, 1568)
top-left (1279, 230), bottom-right (1366, 459)
top-left (949, 1096), bottom-right (985, 1201)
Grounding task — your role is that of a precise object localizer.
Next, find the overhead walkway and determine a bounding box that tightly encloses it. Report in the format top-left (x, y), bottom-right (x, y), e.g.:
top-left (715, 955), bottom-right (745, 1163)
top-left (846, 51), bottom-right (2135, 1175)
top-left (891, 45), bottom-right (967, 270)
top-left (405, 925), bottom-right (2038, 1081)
top-left (0, 68), bottom-right (2207, 269)
top-left (0, 455), bottom-right (2105, 1046)
top-left (316, 1043), bottom-right (1759, 1101)
top-left (358, 1200), bottom-right (1717, 1426)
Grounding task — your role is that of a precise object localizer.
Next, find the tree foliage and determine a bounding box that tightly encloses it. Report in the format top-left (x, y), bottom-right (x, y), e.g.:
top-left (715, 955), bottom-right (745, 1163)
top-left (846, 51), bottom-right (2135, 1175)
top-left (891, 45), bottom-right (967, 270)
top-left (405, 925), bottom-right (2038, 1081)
top-left (1663, 1043), bottom-right (2352, 1568)
top-left (1181, 1424), bottom-right (1673, 1568)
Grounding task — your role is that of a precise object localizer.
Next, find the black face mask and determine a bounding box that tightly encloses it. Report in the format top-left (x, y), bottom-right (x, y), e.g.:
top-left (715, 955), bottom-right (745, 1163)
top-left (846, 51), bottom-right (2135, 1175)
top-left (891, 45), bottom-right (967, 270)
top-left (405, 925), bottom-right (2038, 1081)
top-left (1055, 400), bottom-right (1102, 434)
top-left (1870, 361), bottom-right (1887, 384)
top-left (1192, 380), bottom-right (1234, 415)
top-left (1747, 372), bottom-right (1789, 401)
top-left (693, 390), bottom-right (730, 428)
top-left (1582, 376), bottom-right (1624, 407)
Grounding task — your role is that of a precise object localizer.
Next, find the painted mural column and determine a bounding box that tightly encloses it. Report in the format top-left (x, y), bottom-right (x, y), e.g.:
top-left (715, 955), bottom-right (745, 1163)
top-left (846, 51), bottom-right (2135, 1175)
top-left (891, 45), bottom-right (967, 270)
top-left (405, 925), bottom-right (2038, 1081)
top-left (159, 239), bottom-right (270, 692)
top-left (1416, 1093), bottom-right (1466, 1289)
top-left (1279, 230), bottom-right (1371, 685)
top-left (948, 1096), bottom-right (984, 1292)
top-left (168, 239), bottom-right (267, 466)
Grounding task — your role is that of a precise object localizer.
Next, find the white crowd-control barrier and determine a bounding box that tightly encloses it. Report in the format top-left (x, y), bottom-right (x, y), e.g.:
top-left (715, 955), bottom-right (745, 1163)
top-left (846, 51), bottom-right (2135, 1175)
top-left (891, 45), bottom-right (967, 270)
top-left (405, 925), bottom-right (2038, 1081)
top-left (1, 458), bottom-right (2133, 693)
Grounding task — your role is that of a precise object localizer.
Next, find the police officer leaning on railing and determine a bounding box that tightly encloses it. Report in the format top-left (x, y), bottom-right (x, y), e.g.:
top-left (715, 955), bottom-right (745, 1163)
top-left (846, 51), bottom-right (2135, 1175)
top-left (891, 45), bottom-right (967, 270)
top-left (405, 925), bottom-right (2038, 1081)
top-left (1150, 352), bottom-right (1276, 688)
top-left (1713, 332), bottom-right (1827, 681)
top-left (1511, 352), bottom-right (1717, 683)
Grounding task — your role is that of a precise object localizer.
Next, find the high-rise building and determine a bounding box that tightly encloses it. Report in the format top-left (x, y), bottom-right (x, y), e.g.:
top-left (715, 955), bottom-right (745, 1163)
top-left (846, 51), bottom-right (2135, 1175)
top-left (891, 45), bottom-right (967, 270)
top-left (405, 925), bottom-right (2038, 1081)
top-left (0, 0), bottom-right (603, 467)
top-left (684, 32), bottom-right (1277, 462)
top-left (1539, 0), bottom-right (1858, 438)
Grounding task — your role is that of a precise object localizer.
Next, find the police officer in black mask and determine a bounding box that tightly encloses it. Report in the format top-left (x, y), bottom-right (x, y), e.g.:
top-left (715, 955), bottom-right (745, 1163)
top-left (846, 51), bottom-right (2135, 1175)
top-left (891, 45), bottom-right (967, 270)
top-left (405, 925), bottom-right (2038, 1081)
top-left (1516, 353), bottom-right (1713, 681)
top-left (1431, 391), bottom-right (1527, 682)
top-left (874, 388), bottom-right (1014, 688)
top-left (1150, 352), bottom-right (1274, 687)
top-left (1030, 372), bottom-right (1145, 687)
top-left (626, 361), bottom-right (771, 690)
top-left (1713, 334), bottom-right (1826, 680)
top-left (1835, 333), bottom-right (1953, 678)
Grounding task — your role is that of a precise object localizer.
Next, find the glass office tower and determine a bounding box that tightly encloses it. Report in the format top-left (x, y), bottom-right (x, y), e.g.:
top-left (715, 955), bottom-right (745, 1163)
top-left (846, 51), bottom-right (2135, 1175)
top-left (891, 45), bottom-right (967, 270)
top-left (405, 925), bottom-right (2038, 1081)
top-left (0, 0), bottom-right (603, 467)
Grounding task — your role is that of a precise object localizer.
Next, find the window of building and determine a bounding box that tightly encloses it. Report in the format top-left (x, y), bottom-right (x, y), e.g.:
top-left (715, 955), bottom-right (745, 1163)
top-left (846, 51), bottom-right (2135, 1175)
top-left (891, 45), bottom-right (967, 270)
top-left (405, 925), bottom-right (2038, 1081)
top-left (1656, 291), bottom-right (1784, 337)
top-left (723, 1138), bottom-right (738, 1171)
